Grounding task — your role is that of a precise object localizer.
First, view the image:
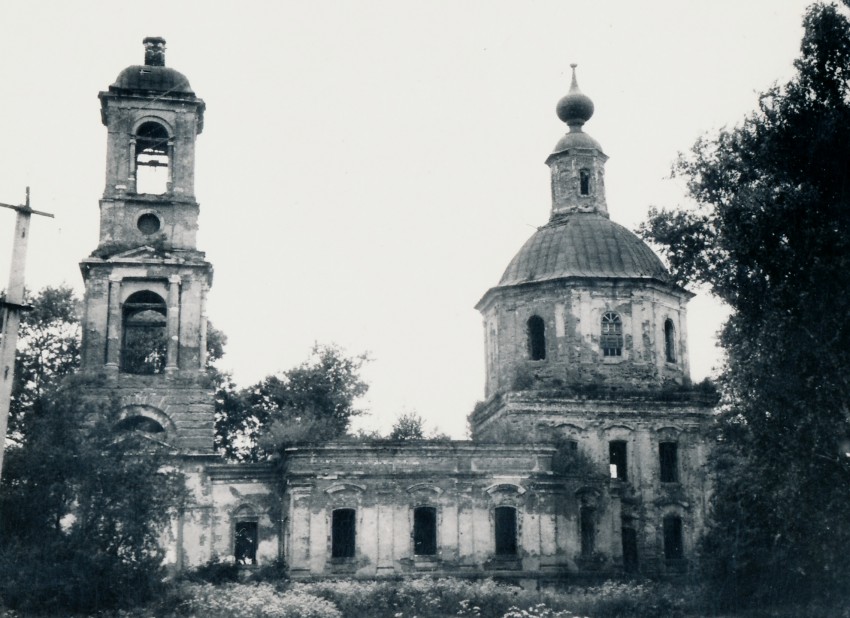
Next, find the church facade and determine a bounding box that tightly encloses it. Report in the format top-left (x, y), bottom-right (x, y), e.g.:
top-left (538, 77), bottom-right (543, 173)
top-left (78, 39), bottom-right (714, 581)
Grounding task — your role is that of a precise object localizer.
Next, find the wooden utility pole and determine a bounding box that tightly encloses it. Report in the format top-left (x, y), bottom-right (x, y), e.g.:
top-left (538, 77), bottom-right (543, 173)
top-left (0, 188), bottom-right (54, 482)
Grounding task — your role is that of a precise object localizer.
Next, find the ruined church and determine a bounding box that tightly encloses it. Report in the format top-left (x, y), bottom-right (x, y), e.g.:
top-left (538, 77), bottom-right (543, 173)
top-left (79, 38), bottom-right (714, 581)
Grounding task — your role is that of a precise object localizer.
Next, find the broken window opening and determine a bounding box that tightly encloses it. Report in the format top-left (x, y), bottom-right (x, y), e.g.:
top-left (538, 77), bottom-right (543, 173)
top-left (114, 416), bottom-right (165, 434)
top-left (622, 525), bottom-right (639, 573)
top-left (331, 508), bottom-right (356, 559)
top-left (235, 521), bottom-right (258, 565)
top-left (663, 515), bottom-right (684, 560)
top-left (659, 442), bottom-right (679, 483)
top-left (580, 506), bottom-right (596, 557)
top-left (494, 506), bottom-right (518, 556)
top-left (601, 312), bottom-right (623, 357)
top-left (609, 440), bottom-right (628, 480)
top-left (664, 319), bottom-right (676, 363)
top-left (527, 315), bottom-right (546, 360)
top-left (580, 169), bottom-right (591, 195)
top-left (121, 290), bottom-right (167, 375)
top-left (135, 121), bottom-right (170, 195)
top-left (413, 506), bottom-right (438, 556)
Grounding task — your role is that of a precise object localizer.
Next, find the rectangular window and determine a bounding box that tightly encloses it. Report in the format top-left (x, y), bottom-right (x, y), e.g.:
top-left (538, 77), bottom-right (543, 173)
top-left (234, 521), bottom-right (258, 565)
top-left (663, 516), bottom-right (684, 560)
top-left (622, 526), bottom-right (639, 573)
top-left (494, 506), bottom-right (518, 556)
top-left (580, 506), bottom-right (596, 556)
top-left (659, 442), bottom-right (679, 483)
top-left (609, 440), bottom-right (628, 480)
top-left (332, 509), bottom-right (356, 558)
top-left (413, 506), bottom-right (437, 556)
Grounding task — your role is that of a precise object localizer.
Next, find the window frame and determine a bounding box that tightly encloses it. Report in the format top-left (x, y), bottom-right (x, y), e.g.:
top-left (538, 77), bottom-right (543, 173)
top-left (663, 515), bottom-right (684, 561)
top-left (601, 312), bottom-right (623, 357)
top-left (659, 441), bottom-right (679, 483)
top-left (609, 440), bottom-right (628, 481)
top-left (121, 290), bottom-right (168, 375)
top-left (580, 506), bottom-right (596, 557)
top-left (579, 169), bottom-right (591, 195)
top-left (134, 120), bottom-right (171, 195)
top-left (331, 508), bottom-right (357, 559)
top-left (412, 506), bottom-right (438, 556)
top-left (527, 315), bottom-right (546, 361)
top-left (664, 318), bottom-right (677, 363)
top-left (234, 520), bottom-right (258, 566)
top-left (494, 505), bottom-right (518, 557)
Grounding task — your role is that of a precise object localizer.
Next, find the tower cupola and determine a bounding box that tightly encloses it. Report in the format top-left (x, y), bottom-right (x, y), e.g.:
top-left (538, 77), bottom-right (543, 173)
top-left (546, 65), bottom-right (608, 218)
top-left (96, 37), bottom-right (206, 253)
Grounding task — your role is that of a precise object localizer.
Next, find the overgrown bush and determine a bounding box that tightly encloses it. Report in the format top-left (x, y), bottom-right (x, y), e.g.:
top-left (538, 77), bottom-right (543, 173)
top-left (183, 559), bottom-right (241, 584)
top-left (0, 381), bottom-right (185, 614)
top-left (178, 582), bottom-right (341, 618)
top-left (85, 577), bottom-right (710, 618)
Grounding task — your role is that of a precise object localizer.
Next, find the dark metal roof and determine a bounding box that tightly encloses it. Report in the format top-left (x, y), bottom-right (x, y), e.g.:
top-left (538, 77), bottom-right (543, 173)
top-left (109, 65), bottom-right (194, 97)
top-left (549, 130), bottom-right (604, 158)
top-left (498, 212), bottom-right (670, 286)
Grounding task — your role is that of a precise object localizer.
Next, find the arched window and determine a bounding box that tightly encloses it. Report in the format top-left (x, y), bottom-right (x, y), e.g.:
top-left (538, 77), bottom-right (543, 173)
top-left (664, 319), bottom-right (676, 363)
top-left (663, 515), bottom-right (684, 560)
top-left (413, 506), bottom-right (437, 556)
top-left (494, 506), bottom-right (518, 556)
top-left (121, 291), bottom-right (167, 375)
top-left (527, 315), bottom-right (546, 361)
top-left (135, 121), bottom-right (170, 195)
top-left (579, 169), bottom-right (591, 195)
top-left (235, 522), bottom-right (258, 565)
top-left (601, 312), bottom-right (623, 357)
top-left (114, 416), bottom-right (165, 434)
top-left (331, 508), bottom-right (356, 558)
top-left (233, 505), bottom-right (259, 566)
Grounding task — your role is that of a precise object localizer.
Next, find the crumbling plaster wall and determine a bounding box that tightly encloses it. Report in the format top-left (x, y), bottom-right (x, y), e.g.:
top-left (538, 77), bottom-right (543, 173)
top-left (283, 443), bottom-right (623, 578)
top-left (472, 393), bottom-right (713, 574)
top-left (101, 102), bottom-right (200, 200)
top-left (481, 280), bottom-right (690, 397)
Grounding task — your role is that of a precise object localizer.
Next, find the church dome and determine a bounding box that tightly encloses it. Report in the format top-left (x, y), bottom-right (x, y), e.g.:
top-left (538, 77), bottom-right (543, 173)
top-left (498, 212), bottom-right (670, 286)
top-left (110, 65), bottom-right (194, 96)
top-left (108, 37), bottom-right (195, 97)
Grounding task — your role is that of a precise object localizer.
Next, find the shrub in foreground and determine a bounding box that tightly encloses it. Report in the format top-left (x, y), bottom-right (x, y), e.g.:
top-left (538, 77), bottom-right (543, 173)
top-left (179, 582), bottom-right (341, 618)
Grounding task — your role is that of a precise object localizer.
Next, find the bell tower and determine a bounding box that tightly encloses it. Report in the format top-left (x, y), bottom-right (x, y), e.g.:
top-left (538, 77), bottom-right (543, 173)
top-left (78, 37), bottom-right (214, 453)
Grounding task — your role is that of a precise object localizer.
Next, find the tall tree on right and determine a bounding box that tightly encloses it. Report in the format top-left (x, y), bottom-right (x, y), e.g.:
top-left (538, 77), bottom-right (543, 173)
top-left (641, 2), bottom-right (850, 609)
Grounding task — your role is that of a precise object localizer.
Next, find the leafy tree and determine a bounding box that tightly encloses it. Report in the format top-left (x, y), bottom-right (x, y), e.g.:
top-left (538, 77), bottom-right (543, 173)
top-left (217, 344), bottom-right (369, 461)
top-left (388, 411), bottom-right (426, 440)
top-left (7, 285), bottom-right (80, 443)
top-left (0, 378), bottom-right (184, 613)
top-left (386, 411), bottom-right (450, 441)
top-left (640, 2), bottom-right (850, 609)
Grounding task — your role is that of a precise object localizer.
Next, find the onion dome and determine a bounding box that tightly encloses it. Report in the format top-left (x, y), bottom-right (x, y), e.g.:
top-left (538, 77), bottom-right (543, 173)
top-left (108, 37), bottom-right (195, 97)
top-left (556, 64), bottom-right (594, 129)
top-left (498, 213), bottom-right (671, 286)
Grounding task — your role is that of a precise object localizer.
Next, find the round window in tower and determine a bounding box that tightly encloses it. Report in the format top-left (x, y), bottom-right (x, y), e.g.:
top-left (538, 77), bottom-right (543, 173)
top-left (137, 213), bottom-right (161, 235)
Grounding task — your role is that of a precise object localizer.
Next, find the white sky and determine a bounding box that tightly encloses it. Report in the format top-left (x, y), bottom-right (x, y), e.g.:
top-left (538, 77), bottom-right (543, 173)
top-left (0, 1), bottom-right (815, 438)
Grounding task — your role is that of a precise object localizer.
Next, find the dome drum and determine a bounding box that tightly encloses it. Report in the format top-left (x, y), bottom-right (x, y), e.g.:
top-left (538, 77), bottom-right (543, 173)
top-left (479, 280), bottom-right (691, 398)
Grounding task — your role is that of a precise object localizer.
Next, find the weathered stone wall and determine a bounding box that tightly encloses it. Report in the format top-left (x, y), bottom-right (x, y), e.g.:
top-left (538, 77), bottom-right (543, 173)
top-left (100, 98), bottom-right (202, 201)
top-left (79, 257), bottom-right (214, 452)
top-left (471, 392), bottom-right (714, 575)
top-left (282, 442), bottom-right (627, 579)
top-left (480, 279), bottom-right (691, 397)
